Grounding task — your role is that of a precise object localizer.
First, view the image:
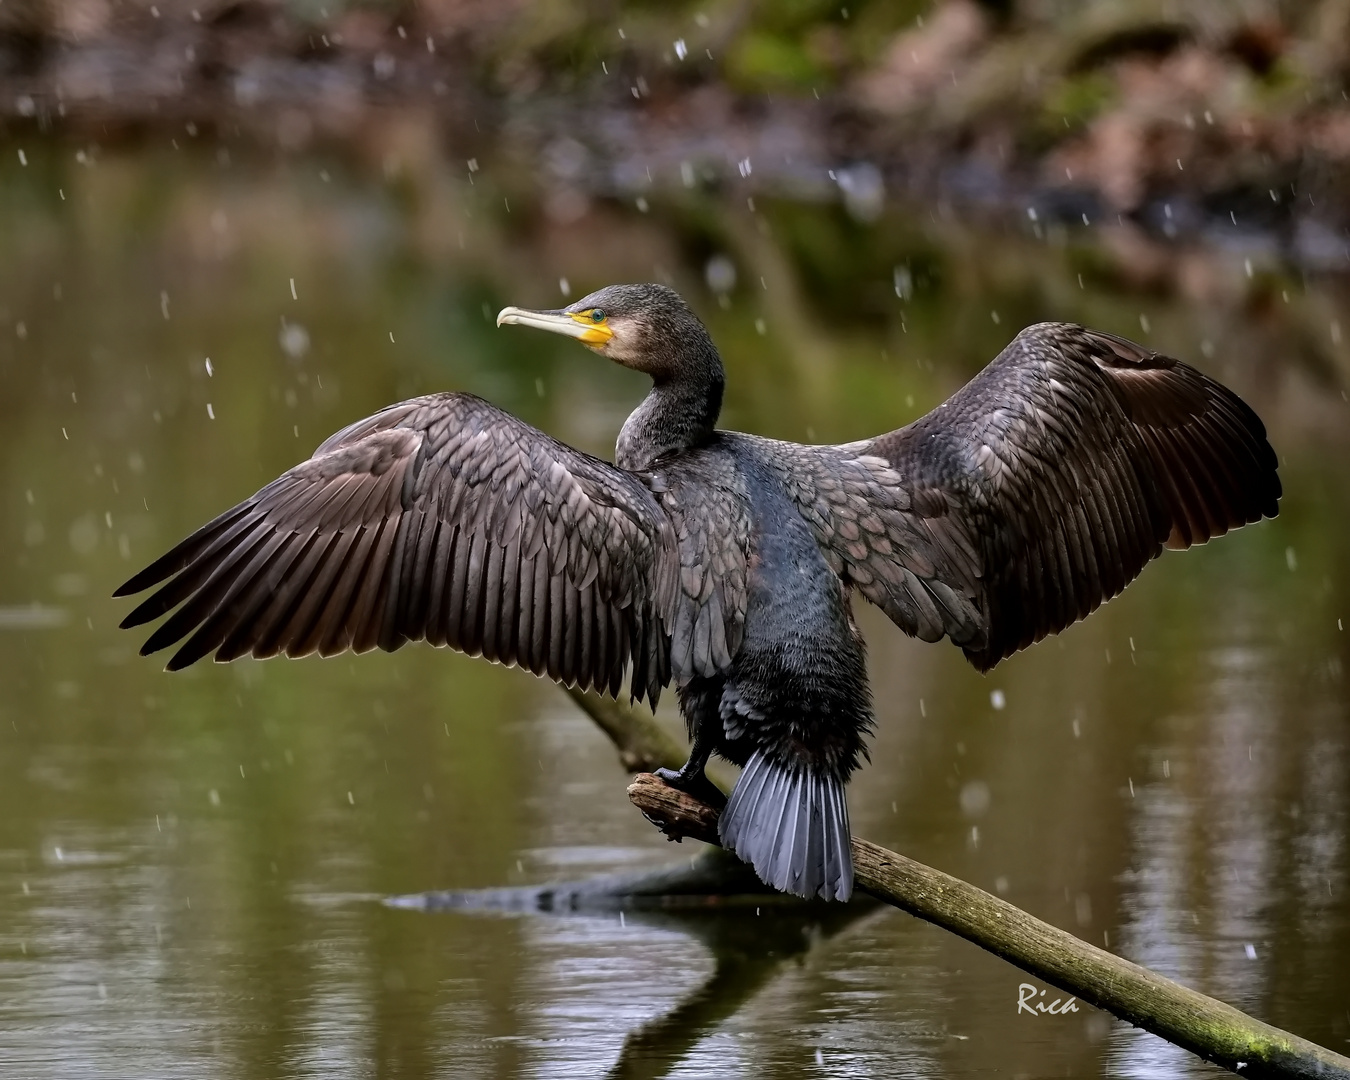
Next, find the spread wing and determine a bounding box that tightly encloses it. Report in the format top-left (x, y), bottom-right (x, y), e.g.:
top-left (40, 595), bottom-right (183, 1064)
top-left (116, 393), bottom-right (679, 703)
top-left (778, 323), bottom-right (1281, 671)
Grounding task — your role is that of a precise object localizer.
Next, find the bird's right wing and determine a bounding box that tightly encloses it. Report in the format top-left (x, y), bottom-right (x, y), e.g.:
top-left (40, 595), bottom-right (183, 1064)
top-left (116, 393), bottom-right (679, 704)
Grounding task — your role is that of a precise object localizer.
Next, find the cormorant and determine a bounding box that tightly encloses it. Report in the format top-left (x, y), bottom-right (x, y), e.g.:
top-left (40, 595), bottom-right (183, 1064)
top-left (115, 283), bottom-right (1281, 901)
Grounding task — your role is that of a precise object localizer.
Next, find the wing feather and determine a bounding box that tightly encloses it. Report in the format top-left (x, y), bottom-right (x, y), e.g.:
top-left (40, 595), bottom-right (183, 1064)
top-left (117, 393), bottom-right (677, 703)
top-left (859, 323), bottom-right (1279, 669)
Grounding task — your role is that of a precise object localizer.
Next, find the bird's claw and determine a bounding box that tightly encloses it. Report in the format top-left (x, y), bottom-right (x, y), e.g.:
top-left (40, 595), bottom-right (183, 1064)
top-left (653, 765), bottom-right (728, 810)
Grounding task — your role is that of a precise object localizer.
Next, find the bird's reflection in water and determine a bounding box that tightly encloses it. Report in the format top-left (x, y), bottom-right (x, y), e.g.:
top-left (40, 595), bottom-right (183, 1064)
top-left (390, 847), bottom-right (877, 1078)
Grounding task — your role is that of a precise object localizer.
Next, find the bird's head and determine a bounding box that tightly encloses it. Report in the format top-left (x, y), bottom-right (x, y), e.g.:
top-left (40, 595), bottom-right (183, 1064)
top-left (496, 283), bottom-right (716, 382)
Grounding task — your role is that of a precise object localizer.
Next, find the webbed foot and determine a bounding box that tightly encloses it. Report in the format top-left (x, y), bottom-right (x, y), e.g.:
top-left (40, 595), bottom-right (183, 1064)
top-left (654, 763), bottom-right (728, 810)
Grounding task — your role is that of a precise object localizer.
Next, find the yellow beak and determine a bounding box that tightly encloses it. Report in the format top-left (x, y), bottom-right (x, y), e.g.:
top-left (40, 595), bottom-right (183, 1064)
top-left (496, 306), bottom-right (613, 345)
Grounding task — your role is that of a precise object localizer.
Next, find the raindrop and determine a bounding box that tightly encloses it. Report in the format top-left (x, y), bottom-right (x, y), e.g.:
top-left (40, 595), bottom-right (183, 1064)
top-left (1244, 258), bottom-right (1253, 279)
top-left (990, 310), bottom-right (1000, 325)
top-left (206, 403), bottom-right (215, 420)
top-left (279, 322), bottom-right (310, 359)
top-left (893, 265), bottom-right (912, 300)
top-left (1026, 207), bottom-right (1038, 221)
top-left (835, 163), bottom-right (884, 222)
top-left (69, 515), bottom-right (99, 555)
top-left (704, 254), bottom-right (736, 295)
top-left (754, 318), bottom-right (767, 335)
top-left (1285, 546), bottom-right (1297, 571)
top-left (1138, 314), bottom-right (1150, 334)
top-left (208, 789), bottom-right (220, 807)
top-left (635, 196), bottom-right (649, 213)
top-left (959, 780), bottom-right (991, 816)
top-left (205, 357), bottom-right (213, 377)
top-left (1244, 943), bottom-right (1258, 960)
top-left (347, 791), bottom-right (355, 805)
top-left (674, 39), bottom-right (688, 60)
top-left (815, 1048), bottom-right (824, 1066)
top-left (289, 277), bottom-right (298, 301)
top-left (680, 161), bottom-right (695, 188)
top-left (990, 689), bottom-right (1005, 709)
top-left (559, 277), bottom-right (571, 297)
top-left (18, 149), bottom-right (27, 166)
top-left (1332, 321), bottom-right (1343, 345)
top-left (995, 876), bottom-right (1009, 894)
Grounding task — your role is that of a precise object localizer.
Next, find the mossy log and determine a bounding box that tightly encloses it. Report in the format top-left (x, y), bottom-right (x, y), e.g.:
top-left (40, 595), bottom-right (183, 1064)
top-left (626, 772), bottom-right (1350, 1080)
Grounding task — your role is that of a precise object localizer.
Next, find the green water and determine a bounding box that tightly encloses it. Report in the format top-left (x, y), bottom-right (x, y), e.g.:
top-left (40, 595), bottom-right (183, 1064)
top-left (1, 142), bottom-right (1347, 1078)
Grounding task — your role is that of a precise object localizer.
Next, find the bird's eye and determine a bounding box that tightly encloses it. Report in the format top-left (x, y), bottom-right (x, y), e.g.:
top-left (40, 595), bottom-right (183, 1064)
top-left (591, 309), bottom-right (606, 323)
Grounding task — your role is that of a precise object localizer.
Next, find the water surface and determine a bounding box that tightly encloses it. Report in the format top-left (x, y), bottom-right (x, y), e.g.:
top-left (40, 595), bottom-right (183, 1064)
top-left (1, 141), bottom-right (1347, 1078)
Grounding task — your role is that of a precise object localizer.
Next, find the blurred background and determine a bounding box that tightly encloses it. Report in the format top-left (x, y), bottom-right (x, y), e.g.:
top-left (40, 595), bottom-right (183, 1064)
top-left (1, 1), bottom-right (1348, 1077)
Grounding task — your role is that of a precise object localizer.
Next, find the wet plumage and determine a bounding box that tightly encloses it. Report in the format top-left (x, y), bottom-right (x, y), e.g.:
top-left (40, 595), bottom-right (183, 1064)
top-left (116, 283), bottom-right (1281, 901)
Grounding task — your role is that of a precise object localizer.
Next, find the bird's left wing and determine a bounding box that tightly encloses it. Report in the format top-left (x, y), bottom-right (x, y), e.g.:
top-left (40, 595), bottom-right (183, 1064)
top-left (764, 323), bottom-right (1280, 671)
top-left (116, 393), bottom-right (678, 703)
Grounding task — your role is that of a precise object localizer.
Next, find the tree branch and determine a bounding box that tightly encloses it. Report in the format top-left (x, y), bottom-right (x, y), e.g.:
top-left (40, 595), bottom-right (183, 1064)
top-left (627, 772), bottom-right (1350, 1080)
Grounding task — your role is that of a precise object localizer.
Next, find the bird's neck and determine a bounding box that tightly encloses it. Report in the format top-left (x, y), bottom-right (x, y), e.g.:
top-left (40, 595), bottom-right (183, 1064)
top-left (616, 353), bottom-right (724, 472)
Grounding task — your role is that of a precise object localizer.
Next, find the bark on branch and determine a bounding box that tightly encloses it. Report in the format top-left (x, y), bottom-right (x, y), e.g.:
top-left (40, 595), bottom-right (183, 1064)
top-left (627, 772), bottom-right (1350, 1080)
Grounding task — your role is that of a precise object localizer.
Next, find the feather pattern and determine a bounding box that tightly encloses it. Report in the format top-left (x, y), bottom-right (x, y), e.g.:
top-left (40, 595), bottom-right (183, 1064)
top-left (116, 393), bottom-right (679, 703)
top-left (757, 323), bottom-right (1279, 671)
top-left (720, 751), bottom-right (854, 901)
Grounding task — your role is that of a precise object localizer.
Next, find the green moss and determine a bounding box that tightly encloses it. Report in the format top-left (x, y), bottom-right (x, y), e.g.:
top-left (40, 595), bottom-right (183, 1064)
top-left (1043, 70), bottom-right (1117, 128)
top-left (727, 31), bottom-right (825, 90)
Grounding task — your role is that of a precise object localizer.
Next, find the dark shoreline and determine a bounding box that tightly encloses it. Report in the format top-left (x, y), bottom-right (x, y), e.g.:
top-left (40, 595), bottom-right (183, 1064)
top-left (4, 1), bottom-right (1349, 276)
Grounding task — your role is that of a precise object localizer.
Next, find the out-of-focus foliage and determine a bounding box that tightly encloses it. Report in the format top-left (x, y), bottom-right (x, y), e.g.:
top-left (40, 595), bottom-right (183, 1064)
top-left (4, 0), bottom-right (1350, 244)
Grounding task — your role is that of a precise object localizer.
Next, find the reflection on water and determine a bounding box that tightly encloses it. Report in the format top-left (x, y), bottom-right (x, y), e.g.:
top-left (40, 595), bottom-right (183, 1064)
top-left (0, 141), bottom-right (1347, 1078)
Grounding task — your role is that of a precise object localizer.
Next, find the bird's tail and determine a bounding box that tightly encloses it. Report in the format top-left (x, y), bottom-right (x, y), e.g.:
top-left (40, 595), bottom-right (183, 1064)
top-left (718, 750), bottom-right (853, 901)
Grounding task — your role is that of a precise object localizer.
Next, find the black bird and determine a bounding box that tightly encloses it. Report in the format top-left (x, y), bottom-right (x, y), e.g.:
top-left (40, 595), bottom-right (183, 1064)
top-left (115, 283), bottom-right (1280, 901)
